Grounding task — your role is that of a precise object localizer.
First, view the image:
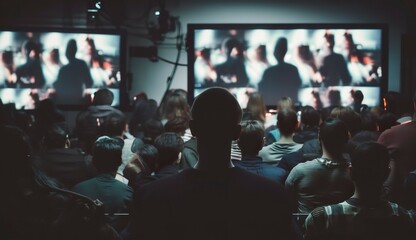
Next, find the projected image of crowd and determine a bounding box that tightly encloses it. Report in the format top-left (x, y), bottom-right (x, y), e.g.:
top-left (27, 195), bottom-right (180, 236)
top-left (193, 28), bottom-right (383, 108)
top-left (0, 31), bottom-right (121, 108)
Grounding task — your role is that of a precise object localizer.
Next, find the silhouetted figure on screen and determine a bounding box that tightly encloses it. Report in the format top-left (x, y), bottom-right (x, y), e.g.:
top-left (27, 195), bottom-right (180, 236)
top-left (259, 37), bottom-right (302, 104)
top-left (15, 40), bottom-right (46, 88)
top-left (54, 39), bottom-right (93, 105)
top-left (318, 33), bottom-right (351, 87)
top-left (122, 87), bottom-right (295, 240)
top-left (214, 38), bottom-right (249, 88)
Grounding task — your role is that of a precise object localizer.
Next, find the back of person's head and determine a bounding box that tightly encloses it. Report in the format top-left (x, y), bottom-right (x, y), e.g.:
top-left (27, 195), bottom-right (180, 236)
top-left (164, 116), bottom-right (189, 136)
top-left (102, 112), bottom-right (126, 137)
top-left (319, 118), bottom-right (349, 157)
top-left (330, 106), bottom-right (362, 137)
top-left (300, 105), bottom-right (320, 128)
top-left (351, 142), bottom-right (389, 189)
top-left (277, 109), bottom-right (298, 136)
top-left (153, 132), bottom-right (184, 168)
top-left (245, 92), bottom-right (266, 123)
top-left (129, 99), bottom-right (158, 137)
top-left (143, 118), bottom-right (164, 144)
top-left (377, 112), bottom-right (399, 132)
top-left (274, 37), bottom-right (288, 62)
top-left (190, 87), bottom-right (242, 141)
top-left (138, 144), bottom-right (158, 174)
top-left (92, 136), bottom-right (123, 173)
top-left (65, 39), bottom-right (77, 60)
top-left (36, 99), bottom-right (65, 125)
top-left (360, 110), bottom-right (378, 132)
top-left (92, 88), bottom-right (114, 106)
top-left (344, 130), bottom-right (380, 155)
top-left (161, 92), bottom-right (191, 122)
top-left (132, 91), bottom-right (148, 107)
top-left (383, 91), bottom-right (413, 118)
top-left (238, 120), bottom-right (264, 156)
top-left (276, 97), bottom-right (295, 111)
top-left (44, 122), bottom-right (70, 149)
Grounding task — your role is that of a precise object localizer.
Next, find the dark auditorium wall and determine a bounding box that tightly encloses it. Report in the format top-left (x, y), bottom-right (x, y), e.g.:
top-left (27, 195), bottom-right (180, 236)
top-left (0, 0), bottom-right (414, 106)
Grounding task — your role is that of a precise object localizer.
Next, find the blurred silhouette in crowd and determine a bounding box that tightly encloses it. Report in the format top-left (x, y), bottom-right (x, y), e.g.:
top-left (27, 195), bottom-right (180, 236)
top-left (259, 37), bottom-right (302, 104)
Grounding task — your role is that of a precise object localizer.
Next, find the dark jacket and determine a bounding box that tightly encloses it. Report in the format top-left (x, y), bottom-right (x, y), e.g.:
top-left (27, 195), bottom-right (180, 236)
top-left (36, 148), bottom-right (96, 188)
top-left (233, 156), bottom-right (287, 184)
top-left (72, 173), bottom-right (133, 232)
top-left (122, 167), bottom-right (295, 240)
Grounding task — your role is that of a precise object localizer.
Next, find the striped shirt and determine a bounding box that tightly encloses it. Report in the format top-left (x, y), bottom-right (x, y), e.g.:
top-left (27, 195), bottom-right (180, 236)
top-left (305, 198), bottom-right (416, 240)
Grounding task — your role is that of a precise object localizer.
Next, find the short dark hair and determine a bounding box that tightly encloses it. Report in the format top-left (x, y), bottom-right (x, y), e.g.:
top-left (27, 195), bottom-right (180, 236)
top-left (164, 116), bottom-right (189, 136)
top-left (330, 106), bottom-right (362, 136)
top-left (93, 88), bottom-right (114, 106)
top-left (138, 144), bottom-right (158, 173)
top-left (300, 106), bottom-right (320, 127)
top-left (92, 136), bottom-right (124, 173)
top-left (377, 112), bottom-right (398, 133)
top-left (143, 118), bottom-right (164, 144)
top-left (238, 120), bottom-right (264, 156)
top-left (277, 109), bottom-right (298, 136)
top-left (44, 122), bottom-right (70, 149)
top-left (103, 112), bottom-right (126, 137)
top-left (351, 142), bottom-right (389, 185)
top-left (360, 111), bottom-right (378, 132)
top-left (319, 118), bottom-right (349, 156)
top-left (153, 132), bottom-right (184, 168)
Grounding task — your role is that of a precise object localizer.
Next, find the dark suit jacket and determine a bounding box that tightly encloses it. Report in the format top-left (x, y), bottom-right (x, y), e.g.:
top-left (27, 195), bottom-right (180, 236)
top-left (72, 174), bottom-right (133, 232)
top-left (123, 167), bottom-right (295, 240)
top-left (36, 148), bottom-right (96, 188)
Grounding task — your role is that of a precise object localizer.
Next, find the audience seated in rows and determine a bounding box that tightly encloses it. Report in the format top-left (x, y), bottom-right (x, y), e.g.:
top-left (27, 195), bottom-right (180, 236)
top-left (305, 142), bottom-right (416, 240)
top-left (3, 86), bottom-right (416, 240)
top-left (35, 122), bottom-right (96, 188)
top-left (134, 132), bottom-right (183, 189)
top-left (122, 87), bottom-right (295, 240)
top-left (0, 125), bottom-right (120, 240)
top-left (74, 88), bottom-right (124, 154)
